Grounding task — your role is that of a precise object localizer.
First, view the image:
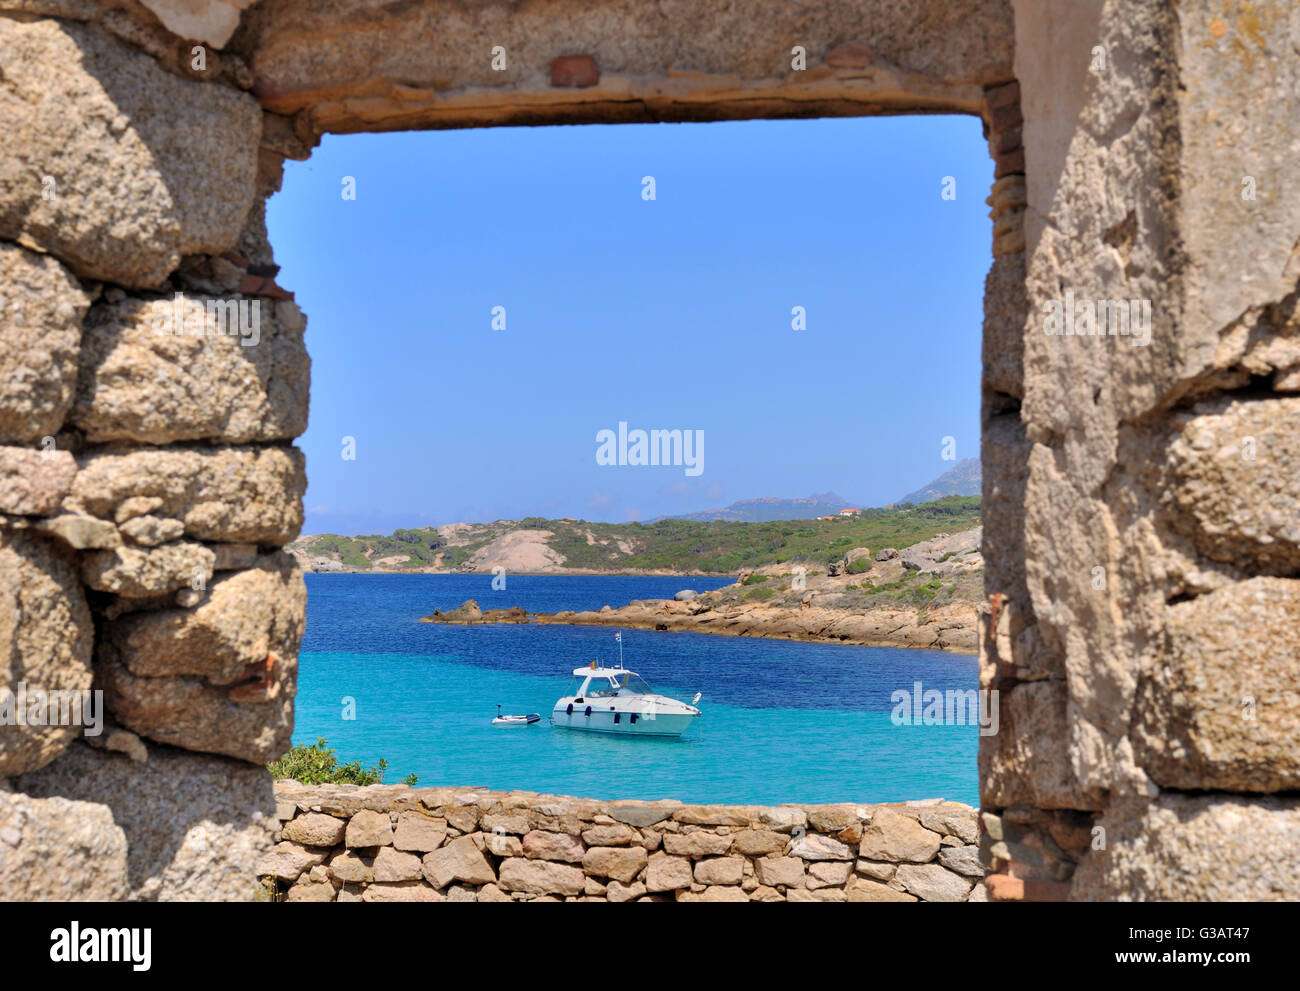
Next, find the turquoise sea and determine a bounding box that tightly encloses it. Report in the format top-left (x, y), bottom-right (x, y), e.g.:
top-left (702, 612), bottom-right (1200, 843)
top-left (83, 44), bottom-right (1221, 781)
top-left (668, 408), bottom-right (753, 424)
top-left (296, 574), bottom-right (980, 806)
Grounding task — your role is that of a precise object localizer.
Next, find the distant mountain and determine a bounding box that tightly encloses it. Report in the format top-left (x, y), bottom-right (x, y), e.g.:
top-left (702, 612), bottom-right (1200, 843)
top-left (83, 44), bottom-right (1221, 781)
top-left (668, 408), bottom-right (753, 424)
top-left (661, 492), bottom-right (852, 523)
top-left (899, 458), bottom-right (982, 505)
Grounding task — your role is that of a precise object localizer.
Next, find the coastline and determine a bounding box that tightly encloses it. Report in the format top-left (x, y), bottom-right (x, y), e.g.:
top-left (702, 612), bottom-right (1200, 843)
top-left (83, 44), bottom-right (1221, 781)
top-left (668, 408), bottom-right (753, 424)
top-left (414, 528), bottom-right (986, 656)
top-left (420, 596), bottom-right (979, 655)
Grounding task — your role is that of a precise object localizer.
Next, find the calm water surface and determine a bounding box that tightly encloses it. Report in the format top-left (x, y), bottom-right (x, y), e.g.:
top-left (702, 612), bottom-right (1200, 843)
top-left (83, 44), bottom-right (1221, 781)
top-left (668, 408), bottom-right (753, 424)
top-left (296, 573), bottom-right (979, 805)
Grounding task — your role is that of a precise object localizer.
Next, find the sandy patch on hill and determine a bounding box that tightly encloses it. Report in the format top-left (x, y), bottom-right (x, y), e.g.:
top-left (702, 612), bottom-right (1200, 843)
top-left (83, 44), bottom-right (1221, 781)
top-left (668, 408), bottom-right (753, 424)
top-left (464, 529), bottom-right (565, 572)
top-left (436, 523), bottom-right (476, 543)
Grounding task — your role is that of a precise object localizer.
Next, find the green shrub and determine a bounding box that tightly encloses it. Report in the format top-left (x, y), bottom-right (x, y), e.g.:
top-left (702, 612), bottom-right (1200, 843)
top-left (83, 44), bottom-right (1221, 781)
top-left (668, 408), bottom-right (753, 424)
top-left (742, 573), bottom-right (769, 585)
top-left (268, 737), bottom-right (417, 786)
top-left (846, 556), bottom-right (873, 574)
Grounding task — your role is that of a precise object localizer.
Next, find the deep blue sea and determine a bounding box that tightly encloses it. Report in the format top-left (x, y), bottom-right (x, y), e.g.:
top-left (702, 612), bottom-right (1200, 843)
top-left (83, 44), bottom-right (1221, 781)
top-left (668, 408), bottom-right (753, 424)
top-left (296, 574), bottom-right (979, 806)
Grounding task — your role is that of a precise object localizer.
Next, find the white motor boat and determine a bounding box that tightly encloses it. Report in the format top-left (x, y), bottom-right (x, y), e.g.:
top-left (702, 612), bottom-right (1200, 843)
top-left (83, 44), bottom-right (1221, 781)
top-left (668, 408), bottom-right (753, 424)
top-left (550, 663), bottom-right (701, 737)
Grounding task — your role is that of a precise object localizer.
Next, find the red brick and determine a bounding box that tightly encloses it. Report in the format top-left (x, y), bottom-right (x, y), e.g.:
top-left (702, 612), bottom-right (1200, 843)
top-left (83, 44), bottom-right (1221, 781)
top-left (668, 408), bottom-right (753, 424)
top-left (986, 874), bottom-right (1024, 900)
top-left (236, 273), bottom-right (263, 294)
top-left (220, 249), bottom-right (250, 268)
top-left (984, 80), bottom-right (1020, 110)
top-left (1023, 879), bottom-right (1071, 901)
top-left (550, 54), bottom-right (599, 88)
top-left (258, 280), bottom-right (295, 301)
top-left (825, 42), bottom-right (874, 69)
top-left (986, 873), bottom-right (1070, 901)
top-left (994, 125), bottom-right (1022, 155)
top-left (991, 101), bottom-right (1023, 132)
top-left (994, 147), bottom-right (1026, 179)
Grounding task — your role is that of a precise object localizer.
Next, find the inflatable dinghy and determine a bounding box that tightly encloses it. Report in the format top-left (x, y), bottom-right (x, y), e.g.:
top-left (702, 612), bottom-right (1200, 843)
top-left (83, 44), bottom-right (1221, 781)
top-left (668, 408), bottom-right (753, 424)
top-left (492, 705), bottom-right (540, 726)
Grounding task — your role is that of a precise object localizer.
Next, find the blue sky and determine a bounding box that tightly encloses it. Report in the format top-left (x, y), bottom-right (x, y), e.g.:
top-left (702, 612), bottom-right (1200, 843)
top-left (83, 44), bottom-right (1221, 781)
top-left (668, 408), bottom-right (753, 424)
top-left (267, 115), bottom-right (991, 535)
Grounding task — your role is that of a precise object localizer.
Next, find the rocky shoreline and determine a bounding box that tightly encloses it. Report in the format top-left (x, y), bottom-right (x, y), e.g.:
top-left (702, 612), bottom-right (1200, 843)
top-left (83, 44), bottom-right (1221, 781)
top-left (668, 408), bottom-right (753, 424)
top-left (421, 529), bottom-right (984, 655)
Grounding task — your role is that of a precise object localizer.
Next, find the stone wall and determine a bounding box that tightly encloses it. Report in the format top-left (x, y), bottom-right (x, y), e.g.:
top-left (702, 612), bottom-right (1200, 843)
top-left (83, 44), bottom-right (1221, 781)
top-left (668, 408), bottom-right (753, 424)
top-left (261, 783), bottom-right (984, 902)
top-left (976, 0), bottom-right (1300, 901)
top-left (1, 0), bottom-right (1296, 901)
top-left (1, 6), bottom-right (307, 898)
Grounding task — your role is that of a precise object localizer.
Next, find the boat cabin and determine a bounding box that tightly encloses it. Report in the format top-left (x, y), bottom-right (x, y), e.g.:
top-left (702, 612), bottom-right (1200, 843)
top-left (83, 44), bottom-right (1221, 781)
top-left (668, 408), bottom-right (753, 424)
top-left (568, 666), bottom-right (654, 701)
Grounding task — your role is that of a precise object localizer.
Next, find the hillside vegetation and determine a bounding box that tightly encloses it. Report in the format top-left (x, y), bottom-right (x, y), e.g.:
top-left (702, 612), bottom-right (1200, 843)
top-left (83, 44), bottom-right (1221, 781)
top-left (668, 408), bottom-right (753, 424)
top-left (290, 496), bottom-right (981, 575)
top-left (899, 457), bottom-right (982, 505)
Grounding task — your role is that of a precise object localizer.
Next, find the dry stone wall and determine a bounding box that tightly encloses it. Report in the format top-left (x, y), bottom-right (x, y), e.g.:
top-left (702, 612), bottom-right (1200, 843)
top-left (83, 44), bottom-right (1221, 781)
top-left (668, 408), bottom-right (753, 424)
top-left (263, 783), bottom-right (985, 903)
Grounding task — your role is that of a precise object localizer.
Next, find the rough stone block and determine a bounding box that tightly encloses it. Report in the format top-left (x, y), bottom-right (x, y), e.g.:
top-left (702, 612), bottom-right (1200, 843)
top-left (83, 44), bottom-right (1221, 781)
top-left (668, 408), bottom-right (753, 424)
top-left (893, 862), bottom-right (974, 901)
top-left (521, 828), bottom-right (584, 862)
top-left (80, 541), bottom-right (215, 598)
top-left (497, 857), bottom-right (584, 896)
top-left (20, 740), bottom-right (275, 900)
top-left (644, 852), bottom-right (694, 892)
top-left (979, 679), bottom-right (1086, 810)
top-left (0, 244), bottom-right (90, 442)
top-left (1155, 397), bottom-right (1300, 572)
top-left (372, 846), bottom-right (423, 882)
top-left (65, 445), bottom-right (306, 545)
top-left (1134, 578), bottom-right (1300, 791)
top-left (855, 808), bottom-right (941, 863)
top-left (99, 551), bottom-right (304, 685)
top-left (661, 829), bottom-right (732, 857)
top-left (280, 812), bottom-right (346, 848)
top-left (0, 19), bottom-right (260, 287)
top-left (71, 297), bottom-right (308, 444)
top-left (0, 448), bottom-right (77, 516)
top-left (422, 835), bottom-right (494, 887)
top-left (752, 855), bottom-right (803, 888)
top-left (95, 639), bottom-right (295, 764)
top-left (0, 789), bottom-right (128, 900)
top-left (392, 810), bottom-right (447, 852)
top-left (846, 876), bottom-right (917, 902)
top-left (581, 845), bottom-right (647, 883)
top-left (0, 530), bottom-right (93, 776)
top-left (1072, 793), bottom-right (1300, 901)
top-left (345, 809), bottom-right (393, 849)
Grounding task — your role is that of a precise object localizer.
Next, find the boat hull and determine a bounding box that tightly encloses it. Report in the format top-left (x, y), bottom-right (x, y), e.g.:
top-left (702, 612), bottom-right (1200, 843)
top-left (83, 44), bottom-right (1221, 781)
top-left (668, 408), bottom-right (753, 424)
top-left (549, 706), bottom-right (698, 737)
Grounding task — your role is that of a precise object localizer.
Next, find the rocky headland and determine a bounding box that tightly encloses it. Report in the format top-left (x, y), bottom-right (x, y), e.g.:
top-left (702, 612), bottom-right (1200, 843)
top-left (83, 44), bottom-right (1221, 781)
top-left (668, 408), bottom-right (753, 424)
top-left (421, 528), bottom-right (984, 654)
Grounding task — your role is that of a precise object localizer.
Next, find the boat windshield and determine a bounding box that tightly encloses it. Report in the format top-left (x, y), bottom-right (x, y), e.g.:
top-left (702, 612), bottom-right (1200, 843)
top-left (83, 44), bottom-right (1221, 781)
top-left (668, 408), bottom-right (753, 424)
top-left (613, 673), bottom-right (654, 695)
top-left (569, 673), bottom-right (655, 697)
top-left (571, 676), bottom-right (616, 698)
top-left (585, 677), bottom-right (619, 698)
